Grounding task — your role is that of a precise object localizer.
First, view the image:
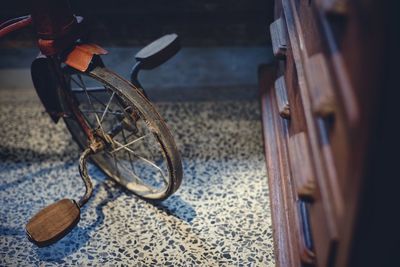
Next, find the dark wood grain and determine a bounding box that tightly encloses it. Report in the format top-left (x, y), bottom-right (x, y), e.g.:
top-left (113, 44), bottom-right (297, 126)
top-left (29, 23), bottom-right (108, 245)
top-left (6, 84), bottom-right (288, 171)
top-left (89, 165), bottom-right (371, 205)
top-left (26, 199), bottom-right (80, 247)
top-left (305, 54), bottom-right (336, 118)
top-left (259, 64), bottom-right (299, 267)
top-left (264, 0), bottom-right (391, 266)
top-left (297, 202), bottom-right (316, 265)
top-left (270, 17), bottom-right (288, 59)
top-left (288, 132), bottom-right (316, 201)
top-left (281, 1), bottom-right (341, 265)
top-left (274, 76), bottom-right (291, 119)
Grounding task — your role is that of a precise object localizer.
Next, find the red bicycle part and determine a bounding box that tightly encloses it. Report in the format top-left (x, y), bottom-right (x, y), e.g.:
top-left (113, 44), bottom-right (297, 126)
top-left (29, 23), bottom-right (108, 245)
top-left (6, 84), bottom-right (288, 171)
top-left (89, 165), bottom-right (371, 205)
top-left (65, 44), bottom-right (108, 72)
top-left (0, 16), bottom-right (32, 38)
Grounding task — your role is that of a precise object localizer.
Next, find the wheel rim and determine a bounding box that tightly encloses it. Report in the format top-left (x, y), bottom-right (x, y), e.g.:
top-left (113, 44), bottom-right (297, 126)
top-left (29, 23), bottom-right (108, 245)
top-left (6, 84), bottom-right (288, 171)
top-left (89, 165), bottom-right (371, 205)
top-left (66, 73), bottom-right (172, 198)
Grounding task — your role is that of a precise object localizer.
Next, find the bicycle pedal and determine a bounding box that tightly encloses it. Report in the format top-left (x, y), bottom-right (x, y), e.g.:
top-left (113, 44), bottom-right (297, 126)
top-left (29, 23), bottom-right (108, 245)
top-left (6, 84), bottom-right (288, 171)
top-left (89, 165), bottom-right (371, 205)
top-left (26, 199), bottom-right (80, 247)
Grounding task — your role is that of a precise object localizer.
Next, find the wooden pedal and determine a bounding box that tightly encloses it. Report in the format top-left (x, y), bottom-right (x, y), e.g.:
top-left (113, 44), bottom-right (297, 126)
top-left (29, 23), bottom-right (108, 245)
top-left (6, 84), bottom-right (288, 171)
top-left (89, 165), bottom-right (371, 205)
top-left (26, 199), bottom-right (80, 247)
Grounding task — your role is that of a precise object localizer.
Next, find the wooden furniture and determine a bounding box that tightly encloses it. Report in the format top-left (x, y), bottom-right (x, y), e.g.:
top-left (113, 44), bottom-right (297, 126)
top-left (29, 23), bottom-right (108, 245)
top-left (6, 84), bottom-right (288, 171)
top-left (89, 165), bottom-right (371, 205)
top-left (259, 0), bottom-right (397, 266)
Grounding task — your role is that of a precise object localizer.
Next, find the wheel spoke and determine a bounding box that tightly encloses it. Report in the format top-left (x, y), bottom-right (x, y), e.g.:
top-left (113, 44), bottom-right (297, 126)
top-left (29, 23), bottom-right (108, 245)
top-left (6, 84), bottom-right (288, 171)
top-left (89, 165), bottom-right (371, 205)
top-left (110, 134), bottom-right (150, 153)
top-left (81, 109), bottom-right (123, 116)
top-left (100, 92), bottom-right (115, 123)
top-left (71, 76), bottom-right (121, 123)
top-left (71, 86), bottom-right (107, 93)
top-left (70, 76), bottom-right (85, 88)
top-left (113, 139), bottom-right (168, 184)
top-left (87, 91), bottom-right (109, 109)
top-left (105, 150), bottom-right (144, 185)
top-left (122, 129), bottom-right (136, 175)
top-left (65, 69), bottom-right (178, 198)
top-left (75, 74), bottom-right (108, 133)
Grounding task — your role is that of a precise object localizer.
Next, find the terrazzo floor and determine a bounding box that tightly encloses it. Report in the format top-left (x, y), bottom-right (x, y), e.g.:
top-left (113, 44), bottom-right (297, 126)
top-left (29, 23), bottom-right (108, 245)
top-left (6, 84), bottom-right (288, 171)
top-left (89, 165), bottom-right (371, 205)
top-left (0, 89), bottom-right (275, 266)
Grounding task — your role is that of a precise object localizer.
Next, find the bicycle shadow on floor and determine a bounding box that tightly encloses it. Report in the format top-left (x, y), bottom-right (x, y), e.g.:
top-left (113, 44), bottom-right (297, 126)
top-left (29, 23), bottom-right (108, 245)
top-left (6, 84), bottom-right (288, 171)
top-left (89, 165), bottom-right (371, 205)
top-left (103, 169), bottom-right (197, 224)
top-left (0, 146), bottom-right (79, 191)
top-left (0, 161), bottom-right (75, 191)
top-left (0, 145), bottom-right (78, 163)
top-left (35, 177), bottom-right (123, 263)
top-left (152, 194), bottom-right (197, 224)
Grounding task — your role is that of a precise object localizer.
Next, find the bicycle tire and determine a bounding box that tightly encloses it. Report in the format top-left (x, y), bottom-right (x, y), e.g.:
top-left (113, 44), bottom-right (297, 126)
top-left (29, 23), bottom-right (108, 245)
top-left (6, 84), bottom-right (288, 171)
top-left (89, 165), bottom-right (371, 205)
top-left (61, 66), bottom-right (182, 200)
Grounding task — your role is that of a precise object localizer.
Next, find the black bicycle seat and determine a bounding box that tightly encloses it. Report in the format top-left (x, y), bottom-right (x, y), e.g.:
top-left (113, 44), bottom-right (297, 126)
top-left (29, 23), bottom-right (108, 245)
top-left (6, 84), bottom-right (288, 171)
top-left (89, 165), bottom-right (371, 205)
top-left (135, 33), bottom-right (180, 69)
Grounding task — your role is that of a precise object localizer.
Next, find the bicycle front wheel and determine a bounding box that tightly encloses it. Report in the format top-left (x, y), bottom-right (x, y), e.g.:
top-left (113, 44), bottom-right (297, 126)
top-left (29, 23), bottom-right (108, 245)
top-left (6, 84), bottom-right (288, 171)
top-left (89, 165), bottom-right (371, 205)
top-left (62, 66), bottom-right (182, 200)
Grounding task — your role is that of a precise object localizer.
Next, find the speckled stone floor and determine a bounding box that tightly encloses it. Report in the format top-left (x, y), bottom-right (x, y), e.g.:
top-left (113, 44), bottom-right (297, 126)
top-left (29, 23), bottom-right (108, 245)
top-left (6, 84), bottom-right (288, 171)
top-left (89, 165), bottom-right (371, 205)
top-left (0, 89), bottom-right (275, 266)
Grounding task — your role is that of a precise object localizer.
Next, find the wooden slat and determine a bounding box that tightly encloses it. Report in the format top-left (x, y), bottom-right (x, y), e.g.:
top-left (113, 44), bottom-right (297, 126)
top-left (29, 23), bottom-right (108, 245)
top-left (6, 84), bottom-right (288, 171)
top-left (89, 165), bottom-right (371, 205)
top-left (270, 17), bottom-right (288, 59)
top-left (274, 76), bottom-right (291, 119)
top-left (306, 53), bottom-right (336, 117)
top-left (282, 1), bottom-right (340, 265)
top-left (288, 132), bottom-right (316, 201)
top-left (259, 64), bottom-right (300, 267)
top-left (298, 201), bottom-right (316, 265)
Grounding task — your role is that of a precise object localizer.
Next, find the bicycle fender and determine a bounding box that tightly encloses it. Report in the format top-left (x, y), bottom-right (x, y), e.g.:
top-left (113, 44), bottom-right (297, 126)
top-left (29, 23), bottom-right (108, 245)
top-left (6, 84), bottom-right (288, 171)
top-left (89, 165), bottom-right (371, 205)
top-left (64, 43), bottom-right (108, 72)
top-left (31, 55), bottom-right (63, 123)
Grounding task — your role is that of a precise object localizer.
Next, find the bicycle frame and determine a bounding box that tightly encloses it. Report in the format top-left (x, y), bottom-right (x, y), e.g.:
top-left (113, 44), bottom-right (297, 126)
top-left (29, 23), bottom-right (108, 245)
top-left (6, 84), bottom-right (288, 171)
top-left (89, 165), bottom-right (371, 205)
top-left (3, 0), bottom-right (184, 248)
top-left (0, 16), bottom-right (32, 38)
top-left (0, 0), bottom-right (109, 142)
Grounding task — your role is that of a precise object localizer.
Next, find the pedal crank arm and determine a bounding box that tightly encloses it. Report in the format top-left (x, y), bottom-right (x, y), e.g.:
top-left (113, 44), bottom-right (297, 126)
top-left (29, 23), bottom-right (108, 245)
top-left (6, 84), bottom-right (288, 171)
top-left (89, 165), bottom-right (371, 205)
top-left (77, 147), bottom-right (95, 207)
top-left (25, 142), bottom-right (103, 247)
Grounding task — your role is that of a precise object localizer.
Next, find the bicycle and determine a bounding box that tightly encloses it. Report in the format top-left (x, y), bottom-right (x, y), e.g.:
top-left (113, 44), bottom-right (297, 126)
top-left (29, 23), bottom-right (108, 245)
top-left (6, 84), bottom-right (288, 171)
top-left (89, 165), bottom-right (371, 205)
top-left (0, 0), bottom-right (183, 247)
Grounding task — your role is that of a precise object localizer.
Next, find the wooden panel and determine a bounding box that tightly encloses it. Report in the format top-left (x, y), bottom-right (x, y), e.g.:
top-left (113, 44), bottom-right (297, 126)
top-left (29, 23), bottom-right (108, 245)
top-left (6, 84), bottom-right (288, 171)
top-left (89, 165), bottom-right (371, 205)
top-left (266, 0), bottom-right (388, 266)
top-left (298, 201), bottom-right (316, 265)
top-left (306, 53), bottom-right (336, 117)
top-left (293, 0), bottom-right (324, 56)
top-left (280, 1), bottom-right (340, 265)
top-left (274, 76), bottom-right (290, 119)
top-left (288, 132), bottom-right (316, 201)
top-left (270, 17), bottom-right (288, 59)
top-left (260, 64), bottom-right (301, 267)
